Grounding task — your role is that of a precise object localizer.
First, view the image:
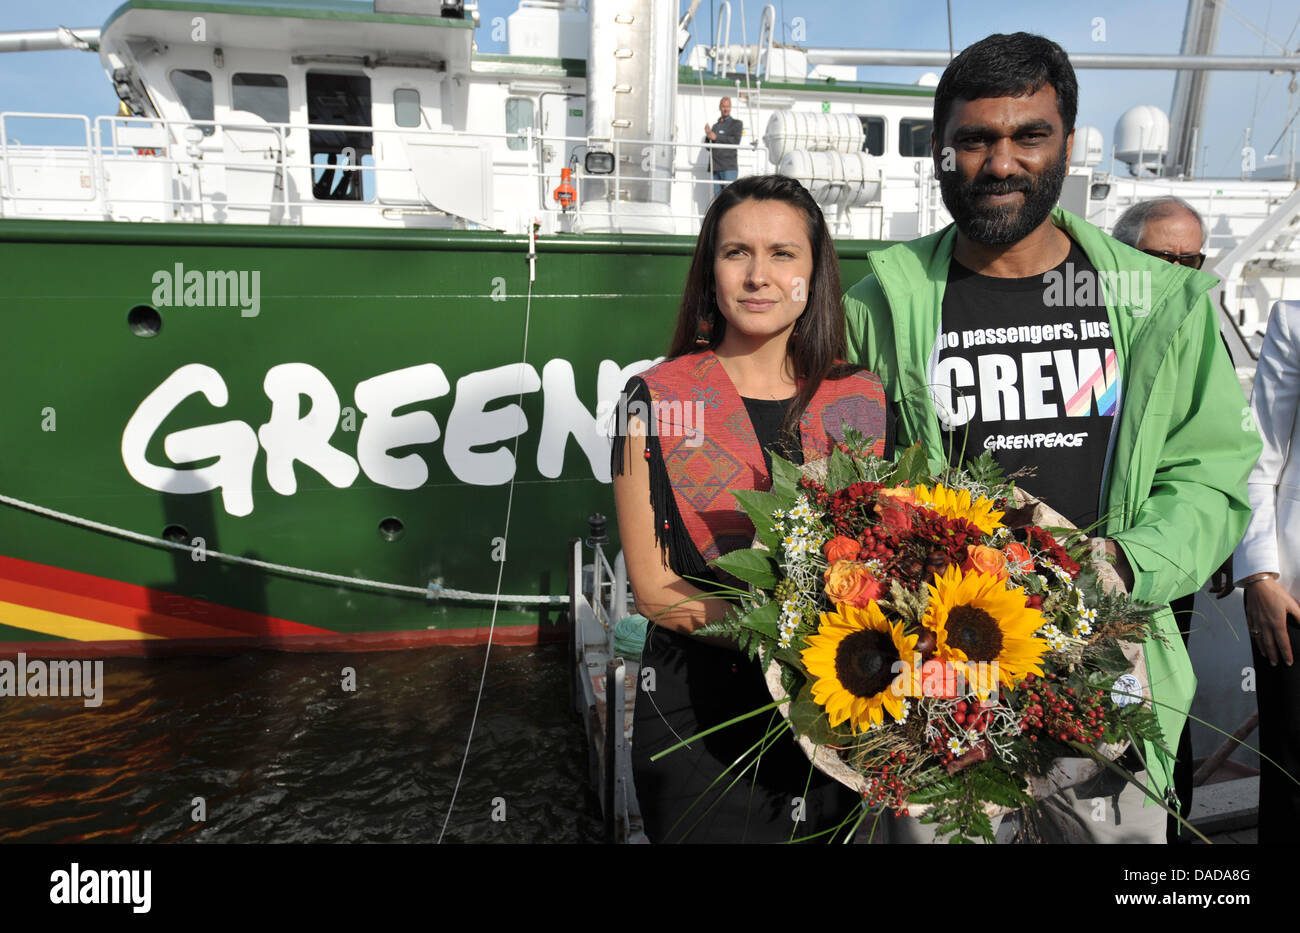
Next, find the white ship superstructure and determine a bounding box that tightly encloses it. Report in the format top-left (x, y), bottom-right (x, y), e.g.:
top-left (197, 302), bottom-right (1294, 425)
top-left (0, 0), bottom-right (1296, 340)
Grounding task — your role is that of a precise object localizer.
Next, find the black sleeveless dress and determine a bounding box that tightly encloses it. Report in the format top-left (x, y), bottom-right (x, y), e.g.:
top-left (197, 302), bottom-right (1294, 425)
top-left (612, 377), bottom-right (895, 843)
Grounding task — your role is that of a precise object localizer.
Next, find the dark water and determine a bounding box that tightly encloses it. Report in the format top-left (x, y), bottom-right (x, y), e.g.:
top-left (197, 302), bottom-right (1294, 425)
top-left (0, 644), bottom-right (604, 843)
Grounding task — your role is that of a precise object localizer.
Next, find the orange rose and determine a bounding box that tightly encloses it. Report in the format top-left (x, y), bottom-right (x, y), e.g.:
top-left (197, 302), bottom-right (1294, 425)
top-left (823, 535), bottom-right (861, 564)
top-left (877, 486), bottom-right (916, 505)
top-left (962, 545), bottom-right (1008, 580)
top-left (920, 659), bottom-right (961, 698)
top-left (823, 560), bottom-right (886, 607)
top-left (1002, 541), bottom-right (1034, 575)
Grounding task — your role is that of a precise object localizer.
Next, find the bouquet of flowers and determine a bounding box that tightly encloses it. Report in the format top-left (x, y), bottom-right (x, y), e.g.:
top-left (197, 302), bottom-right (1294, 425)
top-left (699, 432), bottom-right (1169, 843)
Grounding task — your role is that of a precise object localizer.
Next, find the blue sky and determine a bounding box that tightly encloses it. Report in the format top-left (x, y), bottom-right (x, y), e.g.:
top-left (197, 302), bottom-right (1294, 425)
top-left (1, 0), bottom-right (1296, 179)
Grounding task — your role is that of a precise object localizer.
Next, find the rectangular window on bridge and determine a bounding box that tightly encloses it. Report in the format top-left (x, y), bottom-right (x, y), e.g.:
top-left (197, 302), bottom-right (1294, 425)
top-left (506, 97), bottom-right (535, 152)
top-left (858, 115), bottom-right (884, 156)
top-left (232, 73), bottom-right (290, 128)
top-left (898, 118), bottom-right (932, 157)
top-left (394, 88), bottom-right (422, 128)
top-left (170, 69), bottom-right (214, 136)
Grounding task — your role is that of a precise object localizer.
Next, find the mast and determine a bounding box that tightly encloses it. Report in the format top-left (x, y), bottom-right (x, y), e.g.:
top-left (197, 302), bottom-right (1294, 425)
top-left (1167, 0), bottom-right (1222, 178)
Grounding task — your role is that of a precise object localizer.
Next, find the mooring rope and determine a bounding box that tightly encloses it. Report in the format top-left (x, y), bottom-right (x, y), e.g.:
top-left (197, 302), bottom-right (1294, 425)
top-left (0, 493), bottom-right (567, 606)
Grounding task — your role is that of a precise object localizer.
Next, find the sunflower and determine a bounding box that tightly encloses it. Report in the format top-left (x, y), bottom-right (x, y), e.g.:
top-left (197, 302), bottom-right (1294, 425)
top-left (801, 601), bottom-right (920, 733)
top-left (912, 483), bottom-right (1005, 534)
top-left (922, 565), bottom-right (1048, 697)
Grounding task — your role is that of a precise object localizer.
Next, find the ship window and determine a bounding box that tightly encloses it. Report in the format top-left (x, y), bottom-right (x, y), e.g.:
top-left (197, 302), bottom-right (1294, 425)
top-left (858, 116), bottom-right (884, 156)
top-left (307, 72), bottom-right (373, 201)
top-left (394, 88), bottom-right (421, 128)
top-left (232, 73), bottom-right (290, 127)
top-left (506, 97), bottom-right (534, 152)
top-left (898, 118), bottom-right (932, 157)
top-left (170, 69), bottom-right (214, 136)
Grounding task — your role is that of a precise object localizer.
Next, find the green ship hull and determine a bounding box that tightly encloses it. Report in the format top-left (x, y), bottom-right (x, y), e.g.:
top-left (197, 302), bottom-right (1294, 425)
top-left (0, 218), bottom-right (881, 655)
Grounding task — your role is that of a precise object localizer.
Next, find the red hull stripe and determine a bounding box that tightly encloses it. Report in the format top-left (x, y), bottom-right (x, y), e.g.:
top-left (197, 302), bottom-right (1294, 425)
top-left (0, 576), bottom-right (248, 640)
top-left (0, 553), bottom-right (333, 639)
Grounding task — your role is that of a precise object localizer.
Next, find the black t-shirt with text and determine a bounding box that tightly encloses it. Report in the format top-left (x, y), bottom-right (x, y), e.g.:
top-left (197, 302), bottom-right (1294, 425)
top-left (933, 240), bottom-right (1119, 529)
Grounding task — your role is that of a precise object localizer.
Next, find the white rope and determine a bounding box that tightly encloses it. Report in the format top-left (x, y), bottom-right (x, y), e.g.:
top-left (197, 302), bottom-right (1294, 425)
top-left (437, 224), bottom-right (542, 843)
top-left (0, 492), bottom-right (567, 606)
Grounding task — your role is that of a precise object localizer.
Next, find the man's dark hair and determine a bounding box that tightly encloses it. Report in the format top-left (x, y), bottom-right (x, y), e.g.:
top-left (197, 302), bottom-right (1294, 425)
top-left (933, 32), bottom-right (1078, 141)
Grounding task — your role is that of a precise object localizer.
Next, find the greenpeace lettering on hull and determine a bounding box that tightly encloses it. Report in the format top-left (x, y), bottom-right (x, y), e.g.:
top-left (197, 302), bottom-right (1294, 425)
top-left (49, 863), bottom-right (151, 913)
top-left (121, 358), bottom-right (658, 516)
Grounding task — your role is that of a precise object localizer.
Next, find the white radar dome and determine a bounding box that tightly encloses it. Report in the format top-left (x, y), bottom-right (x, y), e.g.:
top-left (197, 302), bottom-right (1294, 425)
top-left (1113, 105), bottom-right (1169, 170)
top-left (1070, 126), bottom-right (1104, 167)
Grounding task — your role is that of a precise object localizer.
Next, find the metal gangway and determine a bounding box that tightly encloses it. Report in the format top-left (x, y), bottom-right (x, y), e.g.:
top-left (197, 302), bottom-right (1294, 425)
top-left (567, 513), bottom-right (646, 844)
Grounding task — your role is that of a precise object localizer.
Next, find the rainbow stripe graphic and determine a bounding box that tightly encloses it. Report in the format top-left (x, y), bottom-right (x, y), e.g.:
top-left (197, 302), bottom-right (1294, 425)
top-left (0, 553), bottom-right (550, 657)
top-left (1065, 349), bottom-right (1119, 417)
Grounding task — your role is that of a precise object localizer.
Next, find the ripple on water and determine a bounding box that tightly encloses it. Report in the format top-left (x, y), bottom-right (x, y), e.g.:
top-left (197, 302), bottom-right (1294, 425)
top-left (0, 643), bottom-right (603, 843)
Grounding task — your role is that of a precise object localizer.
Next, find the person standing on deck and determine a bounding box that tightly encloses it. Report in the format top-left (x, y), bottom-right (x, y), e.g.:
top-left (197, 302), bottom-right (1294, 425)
top-left (705, 97), bottom-right (743, 197)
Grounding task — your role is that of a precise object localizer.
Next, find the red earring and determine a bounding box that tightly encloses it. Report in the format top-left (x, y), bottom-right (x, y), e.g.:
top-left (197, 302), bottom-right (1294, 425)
top-left (694, 310), bottom-right (714, 347)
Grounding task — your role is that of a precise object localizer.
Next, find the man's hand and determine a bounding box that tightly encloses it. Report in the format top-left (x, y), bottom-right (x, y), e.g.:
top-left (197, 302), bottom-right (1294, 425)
top-left (1209, 557), bottom-right (1235, 599)
top-left (704, 123), bottom-right (716, 141)
top-left (1091, 538), bottom-right (1135, 592)
top-left (1242, 575), bottom-right (1298, 667)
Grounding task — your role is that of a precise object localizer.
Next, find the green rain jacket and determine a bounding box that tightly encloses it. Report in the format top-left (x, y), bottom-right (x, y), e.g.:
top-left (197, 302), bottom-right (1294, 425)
top-left (843, 206), bottom-right (1262, 799)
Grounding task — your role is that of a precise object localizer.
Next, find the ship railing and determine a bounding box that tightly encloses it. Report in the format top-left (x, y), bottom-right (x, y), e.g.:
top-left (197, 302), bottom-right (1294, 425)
top-left (0, 112), bottom-right (98, 204)
top-left (1098, 175), bottom-right (1300, 246)
top-left (0, 111), bottom-right (744, 228)
top-left (0, 110), bottom-right (917, 237)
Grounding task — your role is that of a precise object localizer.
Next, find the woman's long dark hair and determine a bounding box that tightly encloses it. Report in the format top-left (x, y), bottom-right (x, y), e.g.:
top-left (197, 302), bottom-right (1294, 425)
top-left (668, 174), bottom-right (855, 439)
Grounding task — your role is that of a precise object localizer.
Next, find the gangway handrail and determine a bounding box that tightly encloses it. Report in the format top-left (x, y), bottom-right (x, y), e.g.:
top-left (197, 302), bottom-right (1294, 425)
top-left (714, 2), bottom-right (732, 76)
top-left (757, 4), bottom-right (776, 80)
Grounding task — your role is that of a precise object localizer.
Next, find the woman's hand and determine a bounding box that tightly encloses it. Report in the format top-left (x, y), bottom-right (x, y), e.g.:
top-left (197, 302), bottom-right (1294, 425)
top-left (1242, 575), bottom-right (1299, 667)
top-left (613, 414), bottom-right (734, 639)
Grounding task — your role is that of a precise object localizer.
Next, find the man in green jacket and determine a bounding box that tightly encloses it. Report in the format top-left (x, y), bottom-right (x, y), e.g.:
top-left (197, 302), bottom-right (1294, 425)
top-left (843, 32), bottom-right (1260, 842)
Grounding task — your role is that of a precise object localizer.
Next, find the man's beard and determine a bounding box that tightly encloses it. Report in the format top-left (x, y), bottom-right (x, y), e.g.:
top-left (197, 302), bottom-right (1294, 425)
top-left (939, 145), bottom-right (1069, 246)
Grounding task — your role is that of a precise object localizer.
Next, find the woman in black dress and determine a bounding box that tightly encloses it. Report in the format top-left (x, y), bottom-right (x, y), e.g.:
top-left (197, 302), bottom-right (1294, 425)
top-left (611, 174), bottom-right (894, 843)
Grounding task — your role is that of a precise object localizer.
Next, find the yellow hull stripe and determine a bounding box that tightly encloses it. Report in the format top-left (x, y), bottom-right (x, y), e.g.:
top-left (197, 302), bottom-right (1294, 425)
top-left (0, 600), bottom-right (164, 642)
